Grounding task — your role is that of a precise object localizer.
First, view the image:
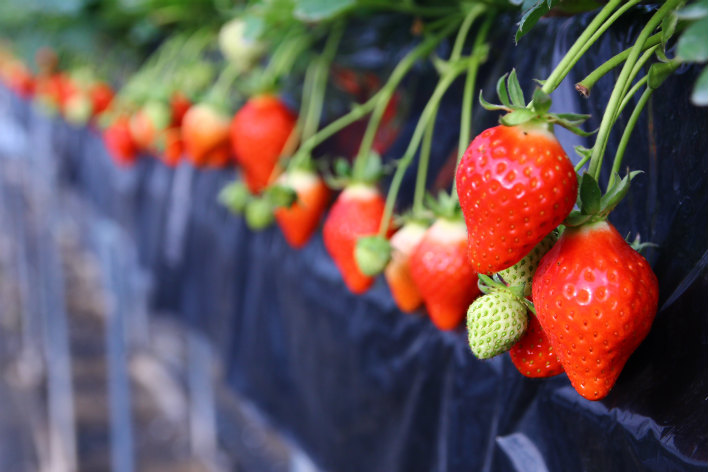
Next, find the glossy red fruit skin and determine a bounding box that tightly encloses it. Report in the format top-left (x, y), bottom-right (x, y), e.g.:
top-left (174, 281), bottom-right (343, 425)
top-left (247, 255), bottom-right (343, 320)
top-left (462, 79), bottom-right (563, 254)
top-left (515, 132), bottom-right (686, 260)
top-left (182, 104), bottom-right (232, 168)
top-left (89, 82), bottom-right (114, 117)
top-left (323, 185), bottom-right (388, 294)
top-left (103, 116), bottom-right (138, 166)
top-left (510, 313), bottom-right (564, 378)
top-left (274, 171), bottom-right (331, 249)
top-left (230, 95), bottom-right (296, 193)
top-left (409, 219), bottom-right (480, 331)
top-left (532, 221), bottom-right (659, 400)
top-left (455, 123), bottom-right (577, 274)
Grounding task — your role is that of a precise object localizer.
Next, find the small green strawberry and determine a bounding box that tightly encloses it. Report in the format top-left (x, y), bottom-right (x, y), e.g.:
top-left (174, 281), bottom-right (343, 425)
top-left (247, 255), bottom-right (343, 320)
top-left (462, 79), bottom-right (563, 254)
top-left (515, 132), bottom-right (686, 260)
top-left (497, 232), bottom-right (558, 297)
top-left (467, 292), bottom-right (527, 359)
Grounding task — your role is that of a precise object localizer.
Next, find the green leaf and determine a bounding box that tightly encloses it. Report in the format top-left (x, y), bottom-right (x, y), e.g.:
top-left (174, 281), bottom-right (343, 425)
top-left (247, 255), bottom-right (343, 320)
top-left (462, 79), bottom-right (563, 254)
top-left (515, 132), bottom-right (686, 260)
top-left (265, 184), bottom-right (298, 208)
top-left (479, 91), bottom-right (511, 111)
top-left (531, 87), bottom-right (551, 115)
top-left (599, 171), bottom-right (642, 216)
top-left (496, 73), bottom-right (511, 107)
top-left (507, 69), bottom-right (526, 107)
top-left (676, 0), bottom-right (708, 20)
top-left (500, 108), bottom-right (536, 126)
top-left (293, 0), bottom-right (355, 21)
top-left (552, 112), bottom-right (591, 124)
top-left (515, 0), bottom-right (559, 43)
top-left (692, 65), bottom-right (708, 106)
top-left (563, 211), bottom-right (593, 227)
top-left (677, 17), bottom-right (708, 62)
top-left (579, 173), bottom-right (601, 215)
top-left (648, 62), bottom-right (676, 89)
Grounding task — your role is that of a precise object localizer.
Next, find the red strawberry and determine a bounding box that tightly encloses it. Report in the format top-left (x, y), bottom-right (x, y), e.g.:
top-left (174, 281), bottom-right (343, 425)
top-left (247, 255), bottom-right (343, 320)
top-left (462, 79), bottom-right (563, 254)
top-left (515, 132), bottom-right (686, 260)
top-left (532, 221), bottom-right (659, 400)
top-left (89, 82), bottom-right (114, 117)
top-left (103, 116), bottom-right (138, 166)
top-left (455, 123), bottom-right (577, 274)
top-left (5, 61), bottom-right (35, 98)
top-left (182, 103), bottom-right (232, 168)
top-left (170, 91), bottom-right (191, 127)
top-left (384, 222), bottom-right (427, 313)
top-left (274, 169), bottom-right (331, 249)
top-left (510, 313), bottom-right (564, 378)
top-left (230, 95), bottom-right (296, 193)
top-left (409, 218), bottom-right (480, 330)
top-left (323, 184), bottom-right (390, 294)
top-left (156, 127), bottom-right (183, 167)
top-left (129, 101), bottom-right (171, 152)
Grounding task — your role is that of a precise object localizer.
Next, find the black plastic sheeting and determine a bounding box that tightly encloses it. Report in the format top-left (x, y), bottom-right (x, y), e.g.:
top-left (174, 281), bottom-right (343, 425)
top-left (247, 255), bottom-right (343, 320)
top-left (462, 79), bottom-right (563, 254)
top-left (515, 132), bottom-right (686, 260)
top-left (4, 11), bottom-right (708, 472)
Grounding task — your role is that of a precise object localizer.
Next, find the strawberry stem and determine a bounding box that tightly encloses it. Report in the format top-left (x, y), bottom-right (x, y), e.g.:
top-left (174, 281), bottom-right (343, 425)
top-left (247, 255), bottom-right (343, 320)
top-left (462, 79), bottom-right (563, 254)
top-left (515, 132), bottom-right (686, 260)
top-left (412, 102), bottom-right (438, 215)
top-left (608, 62), bottom-right (679, 188)
top-left (351, 18), bottom-right (460, 181)
top-left (451, 14), bottom-right (492, 197)
top-left (575, 32), bottom-right (662, 96)
top-left (587, 0), bottom-right (682, 184)
top-left (378, 57), bottom-right (472, 237)
top-left (541, 0), bottom-right (642, 95)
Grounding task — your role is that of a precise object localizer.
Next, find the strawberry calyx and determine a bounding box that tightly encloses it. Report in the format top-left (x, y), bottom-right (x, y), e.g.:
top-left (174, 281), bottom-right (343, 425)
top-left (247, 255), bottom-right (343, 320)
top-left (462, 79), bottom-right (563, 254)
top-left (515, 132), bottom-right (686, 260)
top-left (324, 152), bottom-right (386, 190)
top-left (564, 170), bottom-right (642, 227)
top-left (424, 190), bottom-right (462, 222)
top-left (219, 180), bottom-right (251, 215)
top-left (480, 70), bottom-right (592, 136)
top-left (355, 235), bottom-right (392, 276)
top-left (477, 273), bottom-right (535, 315)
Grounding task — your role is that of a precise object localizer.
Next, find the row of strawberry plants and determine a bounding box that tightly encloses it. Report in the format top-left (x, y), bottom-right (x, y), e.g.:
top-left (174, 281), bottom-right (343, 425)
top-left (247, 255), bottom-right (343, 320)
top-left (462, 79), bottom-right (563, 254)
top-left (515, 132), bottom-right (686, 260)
top-left (1, 0), bottom-right (706, 402)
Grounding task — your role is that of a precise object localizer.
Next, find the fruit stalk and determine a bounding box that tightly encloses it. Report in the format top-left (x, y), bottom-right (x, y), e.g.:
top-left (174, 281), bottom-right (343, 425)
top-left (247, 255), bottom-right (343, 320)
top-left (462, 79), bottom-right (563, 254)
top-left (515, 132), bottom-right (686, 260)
top-left (587, 0), bottom-right (683, 182)
top-left (541, 0), bottom-right (642, 95)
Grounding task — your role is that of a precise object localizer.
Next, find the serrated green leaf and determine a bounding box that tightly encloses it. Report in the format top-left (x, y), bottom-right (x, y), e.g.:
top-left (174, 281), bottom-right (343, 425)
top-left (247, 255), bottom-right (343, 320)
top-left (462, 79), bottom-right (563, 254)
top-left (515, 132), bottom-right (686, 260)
top-left (507, 69), bottom-right (526, 107)
top-left (662, 13), bottom-right (678, 45)
top-left (677, 17), bottom-right (708, 62)
top-left (496, 73), bottom-right (511, 107)
top-left (648, 62), bottom-right (676, 89)
top-left (579, 173), bottom-right (601, 215)
top-left (293, 0), bottom-right (355, 21)
top-left (692, 66), bottom-right (708, 106)
top-left (500, 108), bottom-right (536, 126)
top-left (531, 87), bottom-right (551, 114)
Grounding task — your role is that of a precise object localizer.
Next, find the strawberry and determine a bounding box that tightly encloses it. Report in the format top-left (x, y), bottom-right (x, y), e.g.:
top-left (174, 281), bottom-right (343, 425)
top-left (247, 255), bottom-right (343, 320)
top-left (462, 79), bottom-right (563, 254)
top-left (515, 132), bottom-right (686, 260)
top-left (4, 60), bottom-right (35, 98)
top-left (532, 220), bottom-right (659, 400)
top-left (89, 82), bottom-right (114, 117)
top-left (218, 17), bottom-right (266, 73)
top-left (156, 127), bottom-right (183, 167)
top-left (497, 231), bottom-right (558, 298)
top-left (456, 122), bottom-right (577, 274)
top-left (230, 95), bottom-right (296, 193)
top-left (409, 218), bottom-right (480, 330)
top-left (103, 116), bottom-right (138, 166)
top-left (129, 101), bottom-right (172, 152)
top-left (274, 169), bottom-right (331, 249)
top-left (169, 91), bottom-right (191, 127)
top-left (323, 184), bottom-right (389, 294)
top-left (509, 313), bottom-right (564, 378)
top-left (467, 291), bottom-right (527, 359)
top-left (182, 103), bottom-right (232, 168)
top-left (384, 222), bottom-right (427, 313)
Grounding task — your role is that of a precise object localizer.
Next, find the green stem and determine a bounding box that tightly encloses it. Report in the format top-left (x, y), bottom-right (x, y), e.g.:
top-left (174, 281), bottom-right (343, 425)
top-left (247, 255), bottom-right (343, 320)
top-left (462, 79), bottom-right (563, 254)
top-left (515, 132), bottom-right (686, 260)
top-left (587, 0), bottom-right (682, 183)
top-left (616, 75), bottom-right (648, 119)
top-left (207, 62), bottom-right (239, 105)
top-left (541, 0), bottom-right (635, 94)
top-left (576, 32), bottom-right (662, 95)
top-left (608, 87), bottom-right (653, 188)
top-left (412, 103), bottom-right (438, 215)
top-left (301, 21), bottom-right (344, 144)
top-left (452, 15), bottom-right (492, 197)
top-left (449, 5), bottom-right (484, 62)
top-left (350, 18), bottom-right (461, 179)
top-left (611, 44), bottom-right (659, 122)
top-left (378, 58), bottom-right (471, 236)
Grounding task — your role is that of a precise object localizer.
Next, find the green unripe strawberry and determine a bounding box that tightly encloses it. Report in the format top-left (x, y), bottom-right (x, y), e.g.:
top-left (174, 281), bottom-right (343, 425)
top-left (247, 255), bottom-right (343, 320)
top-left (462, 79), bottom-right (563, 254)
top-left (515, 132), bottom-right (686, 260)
top-left (219, 181), bottom-right (251, 215)
top-left (497, 231), bottom-right (558, 297)
top-left (467, 292), bottom-right (528, 359)
top-left (245, 196), bottom-right (274, 230)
